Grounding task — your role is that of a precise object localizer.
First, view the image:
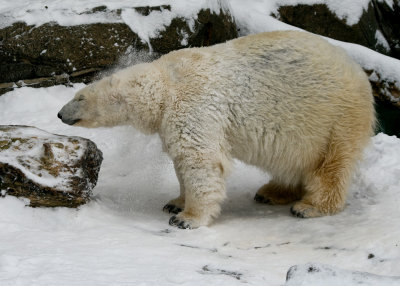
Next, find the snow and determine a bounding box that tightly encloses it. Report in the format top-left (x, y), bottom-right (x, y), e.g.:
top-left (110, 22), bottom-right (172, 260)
top-left (121, 8), bottom-right (175, 52)
top-left (286, 263), bottom-right (400, 286)
top-left (1, 0), bottom-right (400, 285)
top-left (0, 0), bottom-right (231, 32)
top-left (0, 0), bottom-right (372, 29)
top-left (1, 84), bottom-right (400, 285)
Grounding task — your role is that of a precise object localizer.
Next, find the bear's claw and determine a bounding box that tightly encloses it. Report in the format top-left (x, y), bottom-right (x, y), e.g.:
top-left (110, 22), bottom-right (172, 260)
top-left (290, 202), bottom-right (324, 218)
top-left (254, 194), bottom-right (271, 204)
top-left (290, 206), bottom-right (305, 218)
top-left (169, 215), bottom-right (192, 229)
top-left (163, 204), bottom-right (183, 214)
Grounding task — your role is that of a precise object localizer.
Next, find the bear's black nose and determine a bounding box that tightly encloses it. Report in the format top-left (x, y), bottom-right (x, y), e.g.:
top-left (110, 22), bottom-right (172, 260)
top-left (57, 112), bottom-right (62, 119)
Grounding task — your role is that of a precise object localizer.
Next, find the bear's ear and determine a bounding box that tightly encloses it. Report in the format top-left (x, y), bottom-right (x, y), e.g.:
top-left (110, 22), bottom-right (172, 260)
top-left (109, 75), bottom-right (120, 87)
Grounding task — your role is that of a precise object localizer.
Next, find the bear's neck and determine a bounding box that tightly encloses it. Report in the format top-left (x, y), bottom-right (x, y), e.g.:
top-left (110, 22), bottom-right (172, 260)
top-left (127, 70), bottom-right (166, 134)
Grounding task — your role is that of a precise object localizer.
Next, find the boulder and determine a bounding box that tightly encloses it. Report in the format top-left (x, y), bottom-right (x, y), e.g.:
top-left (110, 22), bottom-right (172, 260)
top-left (275, 1), bottom-right (400, 59)
top-left (0, 4), bottom-right (237, 94)
top-left (0, 125), bottom-right (103, 207)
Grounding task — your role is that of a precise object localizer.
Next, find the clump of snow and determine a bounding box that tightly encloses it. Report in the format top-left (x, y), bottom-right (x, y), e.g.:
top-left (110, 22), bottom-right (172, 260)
top-left (369, 71), bottom-right (380, 82)
top-left (375, 29), bottom-right (391, 52)
top-left (121, 8), bottom-right (174, 52)
top-left (378, 0), bottom-right (395, 9)
top-left (180, 29), bottom-right (189, 46)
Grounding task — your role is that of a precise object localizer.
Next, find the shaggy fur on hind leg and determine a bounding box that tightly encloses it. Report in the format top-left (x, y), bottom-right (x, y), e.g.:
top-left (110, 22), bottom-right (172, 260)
top-left (255, 180), bottom-right (303, 205)
top-left (290, 135), bottom-right (361, 218)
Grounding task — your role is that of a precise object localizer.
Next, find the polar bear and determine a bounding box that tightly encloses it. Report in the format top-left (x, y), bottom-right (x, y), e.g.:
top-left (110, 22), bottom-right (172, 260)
top-left (58, 31), bottom-right (375, 229)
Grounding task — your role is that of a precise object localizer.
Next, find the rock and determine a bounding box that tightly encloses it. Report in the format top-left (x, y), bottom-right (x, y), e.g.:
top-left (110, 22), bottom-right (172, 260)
top-left (366, 69), bottom-right (400, 108)
top-left (275, 1), bottom-right (400, 59)
top-left (0, 22), bottom-right (142, 88)
top-left (285, 263), bottom-right (400, 286)
top-left (149, 7), bottom-right (238, 54)
top-left (0, 4), bottom-right (237, 94)
top-left (372, 0), bottom-right (400, 60)
top-left (0, 125), bottom-right (103, 207)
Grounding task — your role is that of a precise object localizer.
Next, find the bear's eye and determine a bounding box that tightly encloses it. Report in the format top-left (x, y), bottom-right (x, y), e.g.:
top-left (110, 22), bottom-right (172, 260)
top-left (77, 95), bottom-right (85, 101)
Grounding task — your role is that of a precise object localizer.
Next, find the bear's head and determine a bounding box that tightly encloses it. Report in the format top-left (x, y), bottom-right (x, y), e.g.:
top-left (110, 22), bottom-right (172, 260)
top-left (57, 78), bottom-right (125, 128)
top-left (58, 64), bottom-right (165, 133)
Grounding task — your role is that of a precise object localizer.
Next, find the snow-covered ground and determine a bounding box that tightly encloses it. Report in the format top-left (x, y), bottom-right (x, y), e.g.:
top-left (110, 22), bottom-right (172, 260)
top-left (1, 0), bottom-right (400, 285)
top-left (1, 83), bottom-right (400, 286)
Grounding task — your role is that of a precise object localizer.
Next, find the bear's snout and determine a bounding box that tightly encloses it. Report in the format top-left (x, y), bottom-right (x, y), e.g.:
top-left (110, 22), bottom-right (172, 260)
top-left (58, 100), bottom-right (82, 125)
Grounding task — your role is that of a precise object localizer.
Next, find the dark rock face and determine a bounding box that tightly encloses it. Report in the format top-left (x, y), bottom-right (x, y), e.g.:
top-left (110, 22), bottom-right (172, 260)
top-left (372, 0), bottom-right (400, 59)
top-left (275, 1), bottom-right (400, 59)
top-left (0, 22), bottom-right (144, 85)
top-left (278, 4), bottom-right (371, 49)
top-left (0, 5), bottom-right (237, 94)
top-left (0, 125), bottom-right (103, 207)
top-left (150, 8), bottom-right (238, 54)
top-left (367, 69), bottom-right (400, 136)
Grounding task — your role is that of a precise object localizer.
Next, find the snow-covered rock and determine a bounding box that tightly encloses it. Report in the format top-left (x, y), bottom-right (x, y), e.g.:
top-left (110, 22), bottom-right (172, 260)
top-left (0, 125), bottom-right (103, 207)
top-left (274, 0), bottom-right (400, 60)
top-left (0, 2), bottom-right (237, 94)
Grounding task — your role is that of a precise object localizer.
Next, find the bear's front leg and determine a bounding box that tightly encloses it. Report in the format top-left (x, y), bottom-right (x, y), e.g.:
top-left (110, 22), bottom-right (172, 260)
top-left (163, 161), bottom-right (185, 214)
top-left (168, 156), bottom-right (227, 229)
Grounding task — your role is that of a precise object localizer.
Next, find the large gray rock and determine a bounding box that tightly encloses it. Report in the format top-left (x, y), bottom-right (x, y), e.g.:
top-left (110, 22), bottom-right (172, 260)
top-left (0, 125), bottom-right (103, 207)
top-left (0, 4), bottom-right (237, 94)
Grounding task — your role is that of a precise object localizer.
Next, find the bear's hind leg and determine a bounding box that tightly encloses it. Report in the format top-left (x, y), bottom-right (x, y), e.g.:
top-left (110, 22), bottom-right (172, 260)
top-left (163, 162), bottom-right (185, 214)
top-left (254, 180), bottom-right (303, 205)
top-left (290, 137), bottom-right (359, 218)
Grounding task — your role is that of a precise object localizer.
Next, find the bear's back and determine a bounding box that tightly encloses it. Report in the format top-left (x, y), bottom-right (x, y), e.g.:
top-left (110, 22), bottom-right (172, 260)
top-left (158, 31), bottom-right (374, 178)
